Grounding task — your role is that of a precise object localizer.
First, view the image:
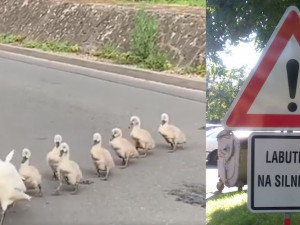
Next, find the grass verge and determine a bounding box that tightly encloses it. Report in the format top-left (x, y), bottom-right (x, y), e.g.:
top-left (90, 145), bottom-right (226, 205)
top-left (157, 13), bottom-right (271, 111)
top-left (0, 33), bottom-right (25, 44)
top-left (0, 34), bottom-right (80, 53)
top-left (175, 65), bottom-right (206, 77)
top-left (0, 33), bottom-right (204, 77)
top-left (207, 191), bottom-right (300, 225)
top-left (22, 40), bottom-right (80, 53)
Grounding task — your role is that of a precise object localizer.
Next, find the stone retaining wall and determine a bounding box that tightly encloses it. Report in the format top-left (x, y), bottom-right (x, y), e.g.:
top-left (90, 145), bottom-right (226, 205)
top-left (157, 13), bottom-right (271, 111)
top-left (0, 0), bottom-right (205, 67)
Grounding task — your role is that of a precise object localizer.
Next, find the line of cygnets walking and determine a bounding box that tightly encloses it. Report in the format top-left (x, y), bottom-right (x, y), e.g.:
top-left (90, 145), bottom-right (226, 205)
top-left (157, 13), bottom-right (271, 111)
top-left (0, 113), bottom-right (186, 225)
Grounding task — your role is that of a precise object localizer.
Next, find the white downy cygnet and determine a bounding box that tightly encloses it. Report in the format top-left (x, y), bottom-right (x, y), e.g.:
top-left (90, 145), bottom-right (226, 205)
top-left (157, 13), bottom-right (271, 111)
top-left (19, 148), bottom-right (42, 196)
top-left (54, 142), bottom-right (83, 195)
top-left (109, 128), bottom-right (139, 168)
top-left (158, 113), bottom-right (186, 152)
top-left (129, 116), bottom-right (155, 157)
top-left (0, 150), bottom-right (31, 225)
top-left (46, 134), bottom-right (63, 180)
top-left (90, 133), bottom-right (115, 180)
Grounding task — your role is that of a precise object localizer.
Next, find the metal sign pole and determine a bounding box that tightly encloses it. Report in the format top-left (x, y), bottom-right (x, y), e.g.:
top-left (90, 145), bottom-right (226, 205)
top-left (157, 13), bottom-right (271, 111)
top-left (284, 131), bottom-right (292, 225)
top-left (284, 213), bottom-right (291, 225)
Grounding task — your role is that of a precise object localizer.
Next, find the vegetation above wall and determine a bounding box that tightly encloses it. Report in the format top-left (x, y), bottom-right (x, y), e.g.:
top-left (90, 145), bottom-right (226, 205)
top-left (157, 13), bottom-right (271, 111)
top-left (64, 0), bottom-right (206, 6)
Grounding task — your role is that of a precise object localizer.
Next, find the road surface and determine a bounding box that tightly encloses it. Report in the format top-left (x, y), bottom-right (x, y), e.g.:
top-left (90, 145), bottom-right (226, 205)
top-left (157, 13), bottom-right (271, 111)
top-left (0, 54), bottom-right (205, 225)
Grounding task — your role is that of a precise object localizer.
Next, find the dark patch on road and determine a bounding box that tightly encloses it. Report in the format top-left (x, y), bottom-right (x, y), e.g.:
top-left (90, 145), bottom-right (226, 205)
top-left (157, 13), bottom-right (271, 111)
top-left (167, 183), bottom-right (206, 208)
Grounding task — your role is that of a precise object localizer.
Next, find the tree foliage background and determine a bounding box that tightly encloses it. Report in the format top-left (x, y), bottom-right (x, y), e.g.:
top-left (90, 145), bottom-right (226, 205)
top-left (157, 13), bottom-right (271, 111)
top-left (207, 0), bottom-right (300, 60)
top-left (206, 0), bottom-right (300, 122)
top-left (207, 64), bottom-right (246, 122)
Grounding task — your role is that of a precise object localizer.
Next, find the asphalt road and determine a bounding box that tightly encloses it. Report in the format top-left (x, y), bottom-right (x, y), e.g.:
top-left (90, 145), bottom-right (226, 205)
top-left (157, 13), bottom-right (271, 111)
top-left (0, 55), bottom-right (205, 225)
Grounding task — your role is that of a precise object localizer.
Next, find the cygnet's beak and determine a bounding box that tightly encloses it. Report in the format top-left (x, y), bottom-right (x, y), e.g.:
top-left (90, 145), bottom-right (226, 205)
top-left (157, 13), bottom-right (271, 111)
top-left (21, 156), bottom-right (28, 164)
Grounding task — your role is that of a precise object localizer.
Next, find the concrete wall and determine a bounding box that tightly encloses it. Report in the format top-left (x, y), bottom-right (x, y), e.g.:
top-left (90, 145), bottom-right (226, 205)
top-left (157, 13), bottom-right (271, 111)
top-left (0, 0), bottom-right (205, 67)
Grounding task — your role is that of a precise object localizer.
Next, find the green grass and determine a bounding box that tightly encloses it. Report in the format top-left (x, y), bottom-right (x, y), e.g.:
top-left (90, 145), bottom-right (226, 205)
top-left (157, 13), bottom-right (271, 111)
top-left (90, 43), bottom-right (119, 60)
top-left (0, 33), bottom-right (25, 44)
top-left (22, 41), bottom-right (80, 53)
top-left (176, 65), bottom-right (206, 77)
top-left (0, 33), bottom-right (80, 53)
top-left (207, 191), bottom-right (300, 225)
top-left (91, 44), bottom-right (172, 71)
top-left (91, 43), bottom-right (136, 64)
top-left (91, 8), bottom-right (173, 71)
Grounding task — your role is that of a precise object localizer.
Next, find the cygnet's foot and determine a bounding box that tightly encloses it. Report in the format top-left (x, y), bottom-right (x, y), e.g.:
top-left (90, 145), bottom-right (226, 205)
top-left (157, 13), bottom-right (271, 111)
top-left (70, 185), bottom-right (79, 195)
top-left (138, 152), bottom-right (147, 158)
top-left (51, 190), bottom-right (60, 196)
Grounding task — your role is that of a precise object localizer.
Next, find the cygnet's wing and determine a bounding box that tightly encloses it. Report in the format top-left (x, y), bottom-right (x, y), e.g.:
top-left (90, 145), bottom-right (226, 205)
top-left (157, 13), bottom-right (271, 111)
top-left (0, 161), bottom-right (27, 192)
top-left (5, 150), bottom-right (15, 162)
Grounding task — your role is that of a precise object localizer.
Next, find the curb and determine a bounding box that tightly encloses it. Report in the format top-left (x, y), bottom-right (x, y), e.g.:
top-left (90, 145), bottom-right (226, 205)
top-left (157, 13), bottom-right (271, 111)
top-left (0, 44), bottom-right (206, 92)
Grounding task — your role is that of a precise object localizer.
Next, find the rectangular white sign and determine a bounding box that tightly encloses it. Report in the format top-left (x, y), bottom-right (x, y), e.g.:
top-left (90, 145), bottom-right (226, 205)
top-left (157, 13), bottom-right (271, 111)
top-left (248, 133), bottom-right (300, 212)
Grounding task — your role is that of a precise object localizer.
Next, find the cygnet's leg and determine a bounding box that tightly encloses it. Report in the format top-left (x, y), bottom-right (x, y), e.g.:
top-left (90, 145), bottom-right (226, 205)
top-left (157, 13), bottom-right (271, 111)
top-left (52, 182), bottom-right (62, 196)
top-left (173, 142), bottom-right (178, 151)
top-left (137, 142), bottom-right (147, 157)
top-left (138, 150), bottom-right (147, 158)
top-left (0, 209), bottom-right (6, 225)
top-left (120, 157), bottom-right (129, 169)
top-left (147, 148), bottom-right (154, 155)
top-left (52, 171), bottom-right (58, 181)
top-left (97, 168), bottom-right (102, 177)
top-left (168, 140), bottom-right (177, 153)
top-left (37, 184), bottom-right (43, 197)
top-left (71, 183), bottom-right (79, 195)
top-left (100, 167), bottom-right (109, 181)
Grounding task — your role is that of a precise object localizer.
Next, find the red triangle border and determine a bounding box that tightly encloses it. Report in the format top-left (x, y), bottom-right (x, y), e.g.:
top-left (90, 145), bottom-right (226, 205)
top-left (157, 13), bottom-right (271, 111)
top-left (225, 8), bottom-right (300, 129)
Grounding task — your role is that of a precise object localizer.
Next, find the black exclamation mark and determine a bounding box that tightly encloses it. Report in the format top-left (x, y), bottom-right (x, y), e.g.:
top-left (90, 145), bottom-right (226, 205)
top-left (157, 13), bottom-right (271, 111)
top-left (287, 59), bottom-right (299, 112)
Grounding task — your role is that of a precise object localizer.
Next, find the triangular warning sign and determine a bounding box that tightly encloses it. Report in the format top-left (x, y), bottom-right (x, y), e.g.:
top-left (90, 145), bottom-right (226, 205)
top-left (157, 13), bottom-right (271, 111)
top-left (223, 6), bottom-right (300, 130)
